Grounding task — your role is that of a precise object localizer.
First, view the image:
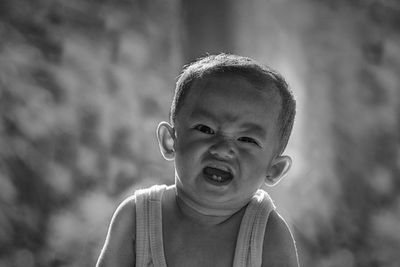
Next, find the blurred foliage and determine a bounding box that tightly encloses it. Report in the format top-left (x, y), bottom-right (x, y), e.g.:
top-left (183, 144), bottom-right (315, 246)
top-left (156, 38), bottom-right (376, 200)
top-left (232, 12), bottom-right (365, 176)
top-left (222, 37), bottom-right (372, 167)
top-left (0, 0), bottom-right (179, 266)
top-left (1, 0), bottom-right (400, 267)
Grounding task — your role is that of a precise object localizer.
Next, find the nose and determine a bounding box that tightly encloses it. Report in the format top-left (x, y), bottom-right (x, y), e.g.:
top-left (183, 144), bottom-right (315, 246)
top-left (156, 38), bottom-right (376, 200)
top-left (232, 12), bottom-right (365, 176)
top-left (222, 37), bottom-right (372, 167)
top-left (209, 138), bottom-right (235, 159)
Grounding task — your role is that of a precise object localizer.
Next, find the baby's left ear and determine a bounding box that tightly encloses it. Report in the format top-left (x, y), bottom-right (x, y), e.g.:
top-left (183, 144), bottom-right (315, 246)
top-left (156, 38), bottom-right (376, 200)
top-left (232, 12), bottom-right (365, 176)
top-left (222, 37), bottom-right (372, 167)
top-left (265, 156), bottom-right (292, 186)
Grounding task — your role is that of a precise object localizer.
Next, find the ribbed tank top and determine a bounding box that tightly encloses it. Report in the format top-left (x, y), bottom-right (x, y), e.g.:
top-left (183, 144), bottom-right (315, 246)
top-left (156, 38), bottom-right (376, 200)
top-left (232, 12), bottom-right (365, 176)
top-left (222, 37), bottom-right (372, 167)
top-left (135, 184), bottom-right (275, 267)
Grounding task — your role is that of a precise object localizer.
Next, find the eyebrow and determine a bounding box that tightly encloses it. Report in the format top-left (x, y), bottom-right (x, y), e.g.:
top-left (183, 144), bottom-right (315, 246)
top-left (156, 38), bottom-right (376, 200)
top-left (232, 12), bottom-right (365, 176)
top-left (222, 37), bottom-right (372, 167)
top-left (190, 108), bottom-right (219, 122)
top-left (190, 108), bottom-right (267, 139)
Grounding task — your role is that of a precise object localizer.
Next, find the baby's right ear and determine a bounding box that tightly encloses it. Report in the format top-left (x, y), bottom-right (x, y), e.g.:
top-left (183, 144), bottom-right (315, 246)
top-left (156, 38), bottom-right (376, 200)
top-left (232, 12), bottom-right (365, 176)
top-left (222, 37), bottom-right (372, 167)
top-left (156, 121), bottom-right (176, 161)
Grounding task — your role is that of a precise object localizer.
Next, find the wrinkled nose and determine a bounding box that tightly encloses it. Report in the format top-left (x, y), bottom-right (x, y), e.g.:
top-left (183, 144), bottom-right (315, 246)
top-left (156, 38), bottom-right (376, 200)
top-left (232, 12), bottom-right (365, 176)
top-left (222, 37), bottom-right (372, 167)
top-left (209, 139), bottom-right (235, 159)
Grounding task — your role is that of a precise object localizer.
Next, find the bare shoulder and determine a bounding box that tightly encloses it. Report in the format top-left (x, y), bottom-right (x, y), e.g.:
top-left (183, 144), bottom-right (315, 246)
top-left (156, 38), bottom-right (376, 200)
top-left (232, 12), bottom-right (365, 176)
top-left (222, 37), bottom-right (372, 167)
top-left (262, 210), bottom-right (299, 267)
top-left (96, 195), bottom-right (136, 267)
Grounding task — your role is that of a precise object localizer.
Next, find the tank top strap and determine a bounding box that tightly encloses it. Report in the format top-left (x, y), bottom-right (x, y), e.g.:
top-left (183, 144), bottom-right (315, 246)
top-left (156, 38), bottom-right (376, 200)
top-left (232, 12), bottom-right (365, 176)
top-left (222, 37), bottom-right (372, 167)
top-left (233, 189), bottom-right (276, 267)
top-left (135, 184), bottom-right (168, 267)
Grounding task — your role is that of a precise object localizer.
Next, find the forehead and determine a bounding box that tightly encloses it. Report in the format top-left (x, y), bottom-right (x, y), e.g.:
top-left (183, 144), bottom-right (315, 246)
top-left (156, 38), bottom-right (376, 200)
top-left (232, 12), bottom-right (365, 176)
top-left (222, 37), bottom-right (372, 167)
top-left (178, 73), bottom-right (282, 130)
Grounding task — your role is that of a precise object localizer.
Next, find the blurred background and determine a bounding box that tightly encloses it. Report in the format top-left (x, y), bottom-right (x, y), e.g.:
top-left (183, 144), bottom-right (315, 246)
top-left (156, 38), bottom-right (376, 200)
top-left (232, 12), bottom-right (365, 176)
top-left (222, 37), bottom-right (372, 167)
top-left (1, 0), bottom-right (400, 266)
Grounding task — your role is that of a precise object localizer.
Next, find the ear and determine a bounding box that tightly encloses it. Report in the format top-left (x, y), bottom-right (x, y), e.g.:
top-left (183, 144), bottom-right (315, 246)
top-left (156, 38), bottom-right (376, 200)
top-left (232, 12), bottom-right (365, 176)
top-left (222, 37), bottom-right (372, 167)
top-left (156, 121), bottom-right (176, 161)
top-left (265, 155), bottom-right (292, 186)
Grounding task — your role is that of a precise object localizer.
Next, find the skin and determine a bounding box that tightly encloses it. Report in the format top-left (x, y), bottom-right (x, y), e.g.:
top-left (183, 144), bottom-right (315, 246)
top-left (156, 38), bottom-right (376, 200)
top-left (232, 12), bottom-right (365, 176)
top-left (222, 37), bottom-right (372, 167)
top-left (96, 73), bottom-right (299, 267)
top-left (170, 74), bottom-right (287, 216)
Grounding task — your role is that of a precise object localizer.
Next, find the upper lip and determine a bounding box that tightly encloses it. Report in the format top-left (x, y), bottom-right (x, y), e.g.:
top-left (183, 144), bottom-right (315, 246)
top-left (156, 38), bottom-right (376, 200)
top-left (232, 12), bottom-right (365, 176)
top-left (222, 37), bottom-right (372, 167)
top-left (205, 161), bottom-right (235, 176)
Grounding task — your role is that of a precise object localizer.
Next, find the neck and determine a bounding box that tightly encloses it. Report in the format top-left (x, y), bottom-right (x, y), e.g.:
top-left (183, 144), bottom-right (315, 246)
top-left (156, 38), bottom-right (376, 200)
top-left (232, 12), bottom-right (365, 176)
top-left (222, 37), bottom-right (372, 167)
top-left (174, 186), bottom-right (247, 225)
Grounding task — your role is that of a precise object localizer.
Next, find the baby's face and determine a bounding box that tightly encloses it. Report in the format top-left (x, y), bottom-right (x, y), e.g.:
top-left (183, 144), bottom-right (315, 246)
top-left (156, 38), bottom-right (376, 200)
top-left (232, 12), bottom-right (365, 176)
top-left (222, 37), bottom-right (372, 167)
top-left (173, 73), bottom-right (282, 213)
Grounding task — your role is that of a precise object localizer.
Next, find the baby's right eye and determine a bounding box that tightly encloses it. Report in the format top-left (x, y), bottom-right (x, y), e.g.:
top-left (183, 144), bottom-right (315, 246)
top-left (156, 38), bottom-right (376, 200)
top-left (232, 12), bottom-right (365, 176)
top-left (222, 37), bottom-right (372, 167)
top-left (194, 125), bottom-right (214, 135)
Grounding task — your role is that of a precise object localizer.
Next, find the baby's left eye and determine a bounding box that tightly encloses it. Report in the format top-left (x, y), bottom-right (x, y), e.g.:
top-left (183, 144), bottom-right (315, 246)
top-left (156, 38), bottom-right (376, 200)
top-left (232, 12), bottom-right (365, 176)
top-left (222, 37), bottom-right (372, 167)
top-left (238, 137), bottom-right (260, 146)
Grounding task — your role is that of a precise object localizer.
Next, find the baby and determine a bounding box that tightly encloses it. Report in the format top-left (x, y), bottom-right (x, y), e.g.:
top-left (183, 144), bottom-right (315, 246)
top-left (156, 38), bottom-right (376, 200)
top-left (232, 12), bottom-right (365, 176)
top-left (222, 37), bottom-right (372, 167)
top-left (96, 54), bottom-right (299, 267)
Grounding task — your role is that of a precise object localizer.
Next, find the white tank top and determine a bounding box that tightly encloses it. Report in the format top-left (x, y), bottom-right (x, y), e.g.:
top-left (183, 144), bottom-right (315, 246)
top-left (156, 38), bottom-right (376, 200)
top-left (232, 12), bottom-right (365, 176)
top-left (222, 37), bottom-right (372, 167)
top-left (134, 184), bottom-right (275, 267)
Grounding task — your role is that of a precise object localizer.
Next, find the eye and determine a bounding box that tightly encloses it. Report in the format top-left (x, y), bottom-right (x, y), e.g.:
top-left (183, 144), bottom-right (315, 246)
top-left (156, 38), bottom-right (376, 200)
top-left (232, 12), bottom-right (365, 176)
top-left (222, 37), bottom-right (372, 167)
top-left (194, 124), bottom-right (215, 135)
top-left (238, 137), bottom-right (260, 146)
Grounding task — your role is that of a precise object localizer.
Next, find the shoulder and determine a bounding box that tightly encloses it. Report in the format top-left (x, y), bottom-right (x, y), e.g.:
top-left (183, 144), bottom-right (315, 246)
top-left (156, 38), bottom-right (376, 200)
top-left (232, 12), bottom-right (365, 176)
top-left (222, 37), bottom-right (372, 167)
top-left (109, 195), bottom-right (137, 237)
top-left (262, 210), bottom-right (299, 267)
top-left (96, 195), bottom-right (137, 267)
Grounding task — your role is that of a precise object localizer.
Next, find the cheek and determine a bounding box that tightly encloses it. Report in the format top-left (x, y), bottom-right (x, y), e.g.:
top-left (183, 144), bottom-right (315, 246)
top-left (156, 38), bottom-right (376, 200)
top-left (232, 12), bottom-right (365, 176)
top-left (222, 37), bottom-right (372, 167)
top-left (176, 136), bottom-right (210, 155)
top-left (237, 147), bottom-right (260, 161)
top-left (238, 149), bottom-right (270, 174)
top-left (174, 141), bottom-right (208, 174)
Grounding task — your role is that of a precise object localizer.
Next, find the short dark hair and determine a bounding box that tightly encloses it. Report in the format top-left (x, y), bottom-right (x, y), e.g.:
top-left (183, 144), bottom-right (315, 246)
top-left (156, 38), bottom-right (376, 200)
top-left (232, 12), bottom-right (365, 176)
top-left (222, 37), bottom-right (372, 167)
top-left (170, 53), bottom-right (296, 155)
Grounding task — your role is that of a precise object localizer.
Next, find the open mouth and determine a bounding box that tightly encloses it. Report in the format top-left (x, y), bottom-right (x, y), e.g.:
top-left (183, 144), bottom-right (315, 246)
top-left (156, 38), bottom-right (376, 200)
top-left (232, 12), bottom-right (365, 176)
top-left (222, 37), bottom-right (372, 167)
top-left (203, 166), bottom-right (233, 185)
